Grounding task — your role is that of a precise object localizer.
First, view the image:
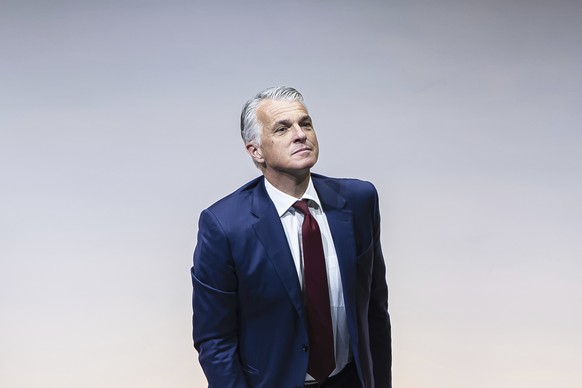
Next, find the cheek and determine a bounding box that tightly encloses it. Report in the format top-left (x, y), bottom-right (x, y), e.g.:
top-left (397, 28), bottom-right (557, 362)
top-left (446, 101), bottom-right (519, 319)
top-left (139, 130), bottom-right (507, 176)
top-left (261, 141), bottom-right (276, 153)
top-left (309, 134), bottom-right (319, 146)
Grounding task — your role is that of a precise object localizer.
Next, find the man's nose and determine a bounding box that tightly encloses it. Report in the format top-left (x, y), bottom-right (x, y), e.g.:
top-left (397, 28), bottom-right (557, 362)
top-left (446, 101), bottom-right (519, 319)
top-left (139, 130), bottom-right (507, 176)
top-left (292, 124), bottom-right (307, 141)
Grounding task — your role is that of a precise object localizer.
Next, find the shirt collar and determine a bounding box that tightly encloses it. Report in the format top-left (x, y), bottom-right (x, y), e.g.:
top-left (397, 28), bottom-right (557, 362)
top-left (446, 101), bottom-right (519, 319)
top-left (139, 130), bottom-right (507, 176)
top-left (264, 176), bottom-right (322, 217)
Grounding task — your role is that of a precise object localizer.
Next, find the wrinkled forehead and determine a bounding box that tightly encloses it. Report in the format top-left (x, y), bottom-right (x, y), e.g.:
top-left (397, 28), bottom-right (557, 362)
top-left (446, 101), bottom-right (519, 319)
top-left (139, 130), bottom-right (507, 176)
top-left (256, 99), bottom-right (309, 127)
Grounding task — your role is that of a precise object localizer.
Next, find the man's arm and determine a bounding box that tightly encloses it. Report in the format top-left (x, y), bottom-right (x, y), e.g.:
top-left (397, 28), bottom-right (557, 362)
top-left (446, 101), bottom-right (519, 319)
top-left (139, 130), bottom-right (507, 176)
top-left (368, 185), bottom-right (392, 388)
top-left (192, 209), bottom-right (248, 388)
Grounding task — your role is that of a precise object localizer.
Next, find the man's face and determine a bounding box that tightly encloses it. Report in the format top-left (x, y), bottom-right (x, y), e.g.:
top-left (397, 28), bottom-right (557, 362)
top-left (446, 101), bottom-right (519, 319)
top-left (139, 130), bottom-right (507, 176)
top-left (249, 99), bottom-right (319, 179)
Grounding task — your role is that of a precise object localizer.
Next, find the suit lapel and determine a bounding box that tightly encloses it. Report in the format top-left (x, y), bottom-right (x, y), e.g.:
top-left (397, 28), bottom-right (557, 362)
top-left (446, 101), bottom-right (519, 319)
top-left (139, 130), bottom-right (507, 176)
top-left (250, 178), bottom-right (305, 318)
top-left (248, 175), bottom-right (358, 326)
top-left (313, 177), bottom-right (358, 329)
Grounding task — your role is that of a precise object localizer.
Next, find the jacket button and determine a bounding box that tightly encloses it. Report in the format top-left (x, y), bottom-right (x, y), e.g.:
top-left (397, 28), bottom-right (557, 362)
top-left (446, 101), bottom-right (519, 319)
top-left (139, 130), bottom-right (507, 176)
top-left (302, 344), bottom-right (309, 352)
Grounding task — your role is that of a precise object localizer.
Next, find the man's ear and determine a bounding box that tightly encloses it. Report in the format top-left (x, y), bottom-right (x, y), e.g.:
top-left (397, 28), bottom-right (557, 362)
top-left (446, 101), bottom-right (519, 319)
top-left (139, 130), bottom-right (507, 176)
top-left (246, 143), bottom-right (264, 164)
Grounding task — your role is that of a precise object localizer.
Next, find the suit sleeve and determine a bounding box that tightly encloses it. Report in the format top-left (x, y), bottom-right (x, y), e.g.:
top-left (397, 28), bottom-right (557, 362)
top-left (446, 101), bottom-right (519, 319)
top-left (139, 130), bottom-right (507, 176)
top-left (368, 185), bottom-right (392, 388)
top-left (192, 209), bottom-right (249, 388)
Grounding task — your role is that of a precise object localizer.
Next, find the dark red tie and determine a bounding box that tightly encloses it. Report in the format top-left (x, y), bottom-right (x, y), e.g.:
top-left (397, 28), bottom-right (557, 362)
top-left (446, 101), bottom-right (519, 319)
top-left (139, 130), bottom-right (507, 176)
top-left (293, 199), bottom-right (335, 383)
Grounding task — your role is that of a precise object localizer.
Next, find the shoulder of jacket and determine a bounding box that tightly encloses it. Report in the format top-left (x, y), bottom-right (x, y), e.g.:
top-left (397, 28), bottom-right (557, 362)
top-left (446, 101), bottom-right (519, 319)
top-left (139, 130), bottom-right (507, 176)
top-left (205, 176), bottom-right (263, 212)
top-left (312, 172), bottom-right (376, 194)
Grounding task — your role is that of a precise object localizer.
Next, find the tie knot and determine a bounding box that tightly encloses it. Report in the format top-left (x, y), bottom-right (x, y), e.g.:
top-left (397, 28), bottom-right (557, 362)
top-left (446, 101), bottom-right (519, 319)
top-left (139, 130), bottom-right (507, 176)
top-left (292, 199), bottom-right (310, 215)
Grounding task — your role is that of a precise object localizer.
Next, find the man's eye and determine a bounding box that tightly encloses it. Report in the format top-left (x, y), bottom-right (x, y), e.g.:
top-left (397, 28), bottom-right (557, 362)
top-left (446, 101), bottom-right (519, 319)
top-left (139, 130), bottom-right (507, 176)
top-left (275, 127), bottom-right (287, 133)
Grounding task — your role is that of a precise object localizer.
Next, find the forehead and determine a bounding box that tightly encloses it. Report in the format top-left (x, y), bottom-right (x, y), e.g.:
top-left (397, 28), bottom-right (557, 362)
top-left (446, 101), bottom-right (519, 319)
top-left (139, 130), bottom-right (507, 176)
top-left (256, 99), bottom-right (309, 127)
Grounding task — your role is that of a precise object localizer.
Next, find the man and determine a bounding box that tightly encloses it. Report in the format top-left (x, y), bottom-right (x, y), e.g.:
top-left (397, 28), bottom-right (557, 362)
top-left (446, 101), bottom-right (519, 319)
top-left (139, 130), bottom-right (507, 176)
top-left (192, 86), bottom-right (391, 388)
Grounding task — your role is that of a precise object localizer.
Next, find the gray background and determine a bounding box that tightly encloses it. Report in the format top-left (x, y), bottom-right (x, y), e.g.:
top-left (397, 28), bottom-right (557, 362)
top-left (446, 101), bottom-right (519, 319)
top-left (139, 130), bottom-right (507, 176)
top-left (1, 1), bottom-right (581, 387)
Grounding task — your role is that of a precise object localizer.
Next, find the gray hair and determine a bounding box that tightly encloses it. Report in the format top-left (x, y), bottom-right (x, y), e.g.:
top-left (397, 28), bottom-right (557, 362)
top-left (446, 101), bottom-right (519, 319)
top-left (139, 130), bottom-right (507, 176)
top-left (240, 86), bottom-right (305, 145)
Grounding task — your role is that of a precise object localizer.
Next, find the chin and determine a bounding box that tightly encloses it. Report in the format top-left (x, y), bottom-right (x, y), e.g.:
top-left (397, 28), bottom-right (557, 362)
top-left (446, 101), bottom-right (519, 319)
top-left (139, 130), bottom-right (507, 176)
top-left (295, 158), bottom-right (317, 170)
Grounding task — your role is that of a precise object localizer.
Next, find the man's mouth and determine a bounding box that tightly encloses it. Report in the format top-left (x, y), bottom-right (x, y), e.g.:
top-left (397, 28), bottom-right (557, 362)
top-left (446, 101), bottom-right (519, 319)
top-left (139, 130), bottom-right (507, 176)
top-left (293, 147), bottom-right (312, 155)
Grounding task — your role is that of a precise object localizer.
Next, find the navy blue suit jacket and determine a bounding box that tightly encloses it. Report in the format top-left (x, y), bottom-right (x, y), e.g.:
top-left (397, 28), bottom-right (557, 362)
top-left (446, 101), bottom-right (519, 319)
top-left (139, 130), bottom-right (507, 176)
top-left (192, 173), bottom-right (391, 388)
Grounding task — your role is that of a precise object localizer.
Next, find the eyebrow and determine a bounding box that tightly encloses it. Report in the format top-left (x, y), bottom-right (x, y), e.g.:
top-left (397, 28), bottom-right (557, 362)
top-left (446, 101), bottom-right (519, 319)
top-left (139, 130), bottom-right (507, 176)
top-left (272, 115), bottom-right (312, 130)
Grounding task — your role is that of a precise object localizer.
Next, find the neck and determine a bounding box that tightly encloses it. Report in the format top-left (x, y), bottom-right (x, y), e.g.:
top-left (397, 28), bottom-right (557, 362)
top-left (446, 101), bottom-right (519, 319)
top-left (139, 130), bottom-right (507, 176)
top-left (263, 170), bottom-right (310, 198)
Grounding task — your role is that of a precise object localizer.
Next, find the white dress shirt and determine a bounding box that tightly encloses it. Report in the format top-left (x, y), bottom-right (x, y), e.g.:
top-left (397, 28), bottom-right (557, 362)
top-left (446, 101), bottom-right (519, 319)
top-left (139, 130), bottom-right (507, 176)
top-left (264, 177), bottom-right (350, 381)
